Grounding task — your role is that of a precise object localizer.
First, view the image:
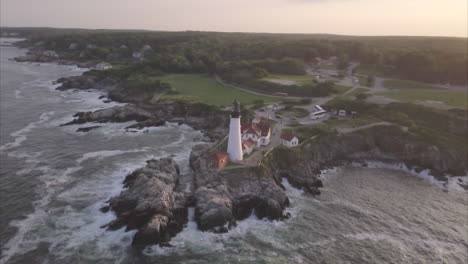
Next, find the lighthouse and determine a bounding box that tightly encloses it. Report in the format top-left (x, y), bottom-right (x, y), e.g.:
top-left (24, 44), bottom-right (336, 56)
top-left (227, 99), bottom-right (243, 161)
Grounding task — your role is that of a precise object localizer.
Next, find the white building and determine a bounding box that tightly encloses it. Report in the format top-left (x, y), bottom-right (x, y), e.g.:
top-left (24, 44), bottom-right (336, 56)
top-left (132, 52), bottom-right (143, 59)
top-left (338, 110), bottom-right (347, 117)
top-left (141, 45), bottom-right (152, 52)
top-left (242, 139), bottom-right (255, 156)
top-left (310, 105), bottom-right (326, 120)
top-left (95, 62), bottom-right (113, 71)
top-left (281, 135), bottom-right (299, 147)
top-left (242, 121), bottom-right (271, 147)
top-left (227, 100), bottom-right (243, 161)
top-left (68, 43), bottom-right (79, 50)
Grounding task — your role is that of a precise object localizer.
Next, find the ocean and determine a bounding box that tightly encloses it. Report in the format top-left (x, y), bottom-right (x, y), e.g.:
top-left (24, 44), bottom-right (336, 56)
top-left (1, 39), bottom-right (467, 264)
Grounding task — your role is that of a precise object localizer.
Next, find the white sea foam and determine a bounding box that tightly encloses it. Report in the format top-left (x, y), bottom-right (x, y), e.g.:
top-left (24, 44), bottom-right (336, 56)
top-left (350, 161), bottom-right (468, 193)
top-left (144, 180), bottom-right (300, 257)
top-left (14, 89), bottom-right (23, 98)
top-left (1, 125), bottom-right (200, 263)
top-left (0, 111), bottom-right (55, 152)
top-left (0, 158), bottom-right (147, 264)
top-left (76, 148), bottom-right (151, 164)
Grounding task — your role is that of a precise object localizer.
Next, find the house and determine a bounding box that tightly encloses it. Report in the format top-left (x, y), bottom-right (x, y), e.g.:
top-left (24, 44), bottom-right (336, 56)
top-left (141, 45), bottom-right (152, 52)
top-left (207, 152), bottom-right (230, 169)
top-left (308, 57), bottom-right (320, 65)
top-left (242, 139), bottom-right (255, 155)
top-left (338, 110), bottom-right (347, 117)
top-left (95, 62), bottom-right (113, 70)
top-left (68, 43), bottom-right (79, 50)
top-left (133, 51), bottom-right (143, 59)
top-left (242, 121), bottom-right (271, 147)
top-left (281, 134), bottom-right (299, 147)
top-left (252, 116), bottom-right (262, 124)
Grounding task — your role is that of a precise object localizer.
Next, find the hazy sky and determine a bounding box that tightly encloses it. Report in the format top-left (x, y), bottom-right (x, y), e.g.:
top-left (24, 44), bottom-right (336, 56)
top-left (1, 0), bottom-right (467, 37)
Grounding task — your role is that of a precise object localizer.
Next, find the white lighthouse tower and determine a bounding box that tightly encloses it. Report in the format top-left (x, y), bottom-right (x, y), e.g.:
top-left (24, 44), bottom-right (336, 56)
top-left (227, 100), bottom-right (243, 161)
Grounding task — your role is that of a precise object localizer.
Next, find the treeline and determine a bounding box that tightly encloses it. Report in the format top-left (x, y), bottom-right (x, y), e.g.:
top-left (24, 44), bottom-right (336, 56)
top-left (18, 30), bottom-right (467, 85)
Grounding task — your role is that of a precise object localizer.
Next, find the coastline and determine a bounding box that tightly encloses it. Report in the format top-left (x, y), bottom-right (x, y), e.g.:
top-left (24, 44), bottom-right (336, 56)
top-left (8, 42), bottom-right (467, 250)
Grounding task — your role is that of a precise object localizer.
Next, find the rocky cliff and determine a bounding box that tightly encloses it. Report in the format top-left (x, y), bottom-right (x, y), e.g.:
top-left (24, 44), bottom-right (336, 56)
top-left (264, 125), bottom-right (467, 191)
top-left (102, 125), bottom-right (466, 248)
top-left (103, 143), bottom-right (299, 247)
top-left (189, 144), bottom-right (291, 232)
top-left (102, 158), bottom-right (187, 247)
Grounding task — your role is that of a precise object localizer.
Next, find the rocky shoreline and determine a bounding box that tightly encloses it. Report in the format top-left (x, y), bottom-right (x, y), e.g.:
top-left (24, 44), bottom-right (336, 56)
top-left (53, 72), bottom-right (228, 140)
top-left (99, 123), bottom-right (467, 248)
top-left (13, 49), bottom-right (467, 250)
top-left (100, 142), bottom-right (295, 248)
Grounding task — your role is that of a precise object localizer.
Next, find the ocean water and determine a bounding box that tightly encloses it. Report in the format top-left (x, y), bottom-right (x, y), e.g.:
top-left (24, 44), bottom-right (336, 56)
top-left (1, 39), bottom-right (467, 264)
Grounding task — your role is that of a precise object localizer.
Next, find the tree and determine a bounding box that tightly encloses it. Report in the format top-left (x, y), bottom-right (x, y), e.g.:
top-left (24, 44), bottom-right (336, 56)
top-left (253, 67), bottom-right (269, 79)
top-left (355, 93), bottom-right (368, 101)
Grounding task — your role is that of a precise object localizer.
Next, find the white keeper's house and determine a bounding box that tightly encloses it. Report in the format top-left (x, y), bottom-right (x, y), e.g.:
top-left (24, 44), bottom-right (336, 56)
top-left (242, 119), bottom-right (271, 147)
top-left (281, 134), bottom-right (299, 147)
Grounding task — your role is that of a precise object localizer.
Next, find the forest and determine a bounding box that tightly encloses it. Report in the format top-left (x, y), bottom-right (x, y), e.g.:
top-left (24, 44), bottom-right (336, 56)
top-left (5, 28), bottom-right (468, 86)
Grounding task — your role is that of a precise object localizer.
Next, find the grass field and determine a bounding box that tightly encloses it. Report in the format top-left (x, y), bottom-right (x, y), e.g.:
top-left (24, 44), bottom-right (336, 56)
top-left (341, 87), bottom-right (370, 100)
top-left (263, 74), bottom-right (314, 85)
top-left (380, 89), bottom-right (467, 108)
top-left (383, 79), bottom-right (442, 90)
top-left (159, 74), bottom-right (279, 105)
top-left (335, 85), bottom-right (353, 95)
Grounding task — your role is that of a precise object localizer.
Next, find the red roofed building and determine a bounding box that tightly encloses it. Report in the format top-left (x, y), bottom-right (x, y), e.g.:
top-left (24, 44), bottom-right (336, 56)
top-left (207, 151), bottom-right (230, 169)
top-left (242, 120), bottom-right (271, 147)
top-left (281, 134), bottom-right (299, 147)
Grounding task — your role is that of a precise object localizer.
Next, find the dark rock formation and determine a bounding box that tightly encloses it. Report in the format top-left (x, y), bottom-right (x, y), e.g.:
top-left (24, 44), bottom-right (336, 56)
top-left (105, 158), bottom-right (187, 248)
top-left (62, 105), bottom-right (154, 126)
top-left (264, 125), bottom-right (467, 193)
top-left (76, 125), bottom-right (101, 132)
top-left (125, 119), bottom-right (166, 130)
top-left (189, 144), bottom-right (291, 232)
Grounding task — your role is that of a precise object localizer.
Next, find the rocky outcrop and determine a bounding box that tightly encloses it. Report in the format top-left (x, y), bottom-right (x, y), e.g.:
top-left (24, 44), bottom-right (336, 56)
top-left (61, 100), bottom-right (228, 140)
top-left (104, 158), bottom-right (187, 247)
top-left (189, 144), bottom-right (291, 233)
top-left (62, 105), bottom-right (154, 125)
top-left (76, 125), bottom-right (101, 132)
top-left (264, 125), bottom-right (467, 192)
top-left (104, 144), bottom-right (295, 248)
top-left (125, 119), bottom-right (165, 130)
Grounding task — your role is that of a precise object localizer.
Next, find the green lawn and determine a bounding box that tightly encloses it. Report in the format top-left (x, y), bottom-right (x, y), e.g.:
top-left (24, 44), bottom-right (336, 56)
top-left (380, 89), bottom-right (467, 109)
top-left (263, 74), bottom-right (314, 85)
top-left (335, 85), bottom-right (353, 95)
top-left (341, 87), bottom-right (371, 100)
top-left (383, 79), bottom-right (442, 90)
top-left (159, 74), bottom-right (279, 105)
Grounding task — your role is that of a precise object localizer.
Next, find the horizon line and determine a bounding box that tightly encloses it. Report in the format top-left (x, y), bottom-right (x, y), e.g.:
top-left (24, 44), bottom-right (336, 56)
top-left (1, 25), bottom-right (467, 39)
